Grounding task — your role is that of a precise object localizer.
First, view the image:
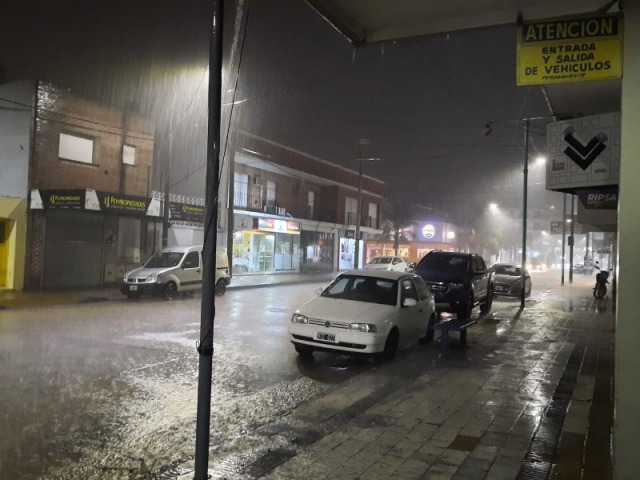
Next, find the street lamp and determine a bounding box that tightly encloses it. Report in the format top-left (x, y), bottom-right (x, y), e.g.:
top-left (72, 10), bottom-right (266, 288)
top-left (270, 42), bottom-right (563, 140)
top-left (354, 155), bottom-right (381, 269)
top-left (485, 115), bottom-right (561, 309)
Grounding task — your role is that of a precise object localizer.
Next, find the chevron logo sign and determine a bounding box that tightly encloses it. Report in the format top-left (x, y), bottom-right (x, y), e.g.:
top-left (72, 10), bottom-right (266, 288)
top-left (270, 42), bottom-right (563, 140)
top-left (563, 126), bottom-right (608, 170)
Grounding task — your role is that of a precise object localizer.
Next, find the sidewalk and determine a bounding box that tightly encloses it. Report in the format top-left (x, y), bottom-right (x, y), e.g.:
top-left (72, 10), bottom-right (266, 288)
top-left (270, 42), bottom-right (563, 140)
top-left (0, 271), bottom-right (337, 310)
top-left (246, 280), bottom-right (614, 480)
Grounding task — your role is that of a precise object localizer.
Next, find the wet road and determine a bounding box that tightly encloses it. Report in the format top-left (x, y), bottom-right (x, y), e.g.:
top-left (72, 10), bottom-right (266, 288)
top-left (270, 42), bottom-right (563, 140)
top-left (0, 270), bottom-right (590, 479)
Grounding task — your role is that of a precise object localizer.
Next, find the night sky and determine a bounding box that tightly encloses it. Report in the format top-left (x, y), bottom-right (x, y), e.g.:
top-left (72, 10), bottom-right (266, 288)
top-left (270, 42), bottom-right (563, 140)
top-left (0, 0), bottom-right (558, 222)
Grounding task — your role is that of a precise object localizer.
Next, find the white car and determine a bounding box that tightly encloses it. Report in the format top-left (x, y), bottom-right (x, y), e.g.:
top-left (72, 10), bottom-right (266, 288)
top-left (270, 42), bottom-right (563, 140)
top-left (289, 270), bottom-right (437, 358)
top-left (363, 255), bottom-right (409, 272)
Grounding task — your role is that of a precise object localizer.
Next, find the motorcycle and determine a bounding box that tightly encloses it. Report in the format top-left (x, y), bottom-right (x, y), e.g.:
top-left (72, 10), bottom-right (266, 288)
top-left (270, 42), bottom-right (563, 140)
top-left (593, 262), bottom-right (610, 299)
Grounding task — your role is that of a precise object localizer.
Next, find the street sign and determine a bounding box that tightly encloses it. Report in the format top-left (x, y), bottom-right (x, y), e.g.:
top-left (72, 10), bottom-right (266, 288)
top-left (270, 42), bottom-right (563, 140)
top-left (517, 14), bottom-right (623, 85)
top-left (550, 220), bottom-right (584, 234)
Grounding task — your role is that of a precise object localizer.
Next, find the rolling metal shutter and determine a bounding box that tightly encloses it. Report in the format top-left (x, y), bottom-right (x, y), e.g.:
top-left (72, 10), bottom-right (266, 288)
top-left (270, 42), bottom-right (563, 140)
top-left (43, 211), bottom-right (105, 288)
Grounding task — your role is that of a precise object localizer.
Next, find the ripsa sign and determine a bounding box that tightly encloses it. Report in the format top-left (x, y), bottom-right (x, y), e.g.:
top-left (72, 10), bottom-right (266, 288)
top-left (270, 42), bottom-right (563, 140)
top-left (577, 188), bottom-right (619, 209)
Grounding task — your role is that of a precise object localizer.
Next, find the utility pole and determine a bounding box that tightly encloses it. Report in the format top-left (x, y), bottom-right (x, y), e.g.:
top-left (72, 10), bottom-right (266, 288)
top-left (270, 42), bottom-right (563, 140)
top-left (161, 120), bottom-right (172, 248)
top-left (520, 119), bottom-right (529, 309)
top-left (354, 139), bottom-right (380, 270)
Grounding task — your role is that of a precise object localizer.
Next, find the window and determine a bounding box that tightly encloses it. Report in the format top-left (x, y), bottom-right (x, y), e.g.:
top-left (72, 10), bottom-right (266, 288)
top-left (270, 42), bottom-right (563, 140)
top-left (368, 202), bottom-right (377, 228)
top-left (345, 196), bottom-right (357, 224)
top-left (123, 144), bottom-right (136, 165)
top-left (59, 132), bottom-right (94, 164)
top-left (117, 217), bottom-right (141, 262)
top-left (266, 180), bottom-right (276, 204)
top-left (307, 191), bottom-right (315, 218)
top-left (182, 251), bottom-right (200, 269)
top-left (234, 173), bottom-right (248, 207)
top-left (401, 278), bottom-right (419, 304)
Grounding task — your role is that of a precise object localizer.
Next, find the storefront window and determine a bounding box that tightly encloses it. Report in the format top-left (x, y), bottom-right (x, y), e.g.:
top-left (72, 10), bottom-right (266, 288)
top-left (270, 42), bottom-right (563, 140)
top-left (233, 229), bottom-right (301, 273)
top-left (300, 231), bottom-right (333, 272)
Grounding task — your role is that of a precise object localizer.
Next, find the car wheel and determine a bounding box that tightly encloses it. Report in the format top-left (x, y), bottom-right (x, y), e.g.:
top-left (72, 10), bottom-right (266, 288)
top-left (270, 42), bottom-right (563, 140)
top-left (379, 329), bottom-right (399, 360)
top-left (163, 282), bottom-right (178, 301)
top-left (294, 344), bottom-right (314, 356)
top-left (457, 293), bottom-right (473, 320)
top-left (215, 279), bottom-right (227, 296)
top-left (480, 287), bottom-right (493, 315)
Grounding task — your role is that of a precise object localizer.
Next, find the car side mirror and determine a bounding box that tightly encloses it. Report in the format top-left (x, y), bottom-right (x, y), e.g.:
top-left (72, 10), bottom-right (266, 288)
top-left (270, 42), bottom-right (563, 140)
top-left (403, 297), bottom-right (418, 307)
top-left (315, 287), bottom-right (323, 296)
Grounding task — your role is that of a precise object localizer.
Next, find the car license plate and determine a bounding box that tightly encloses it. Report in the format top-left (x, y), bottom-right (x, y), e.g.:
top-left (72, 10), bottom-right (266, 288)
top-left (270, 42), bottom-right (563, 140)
top-left (316, 331), bottom-right (336, 342)
top-left (129, 285), bottom-right (138, 291)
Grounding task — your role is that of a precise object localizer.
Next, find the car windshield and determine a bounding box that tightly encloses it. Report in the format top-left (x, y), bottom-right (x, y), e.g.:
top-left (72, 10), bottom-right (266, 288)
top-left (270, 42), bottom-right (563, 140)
top-left (370, 257), bottom-right (392, 264)
top-left (321, 275), bottom-right (397, 306)
top-left (494, 265), bottom-right (521, 276)
top-left (418, 254), bottom-right (470, 274)
top-left (144, 252), bottom-right (184, 268)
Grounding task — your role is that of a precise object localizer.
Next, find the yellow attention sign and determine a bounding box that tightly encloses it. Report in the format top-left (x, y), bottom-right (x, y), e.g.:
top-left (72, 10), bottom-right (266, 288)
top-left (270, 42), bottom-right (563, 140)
top-left (517, 14), bottom-right (623, 85)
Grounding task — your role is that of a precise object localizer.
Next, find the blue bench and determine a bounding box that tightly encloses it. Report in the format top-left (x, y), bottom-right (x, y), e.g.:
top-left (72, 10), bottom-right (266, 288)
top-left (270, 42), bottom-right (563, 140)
top-left (429, 318), bottom-right (477, 357)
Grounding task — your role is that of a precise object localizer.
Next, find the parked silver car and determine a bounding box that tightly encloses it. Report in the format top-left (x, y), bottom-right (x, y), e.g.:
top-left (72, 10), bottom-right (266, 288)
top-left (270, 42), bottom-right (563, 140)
top-left (121, 245), bottom-right (230, 300)
top-left (491, 263), bottom-right (531, 298)
top-left (362, 255), bottom-right (409, 272)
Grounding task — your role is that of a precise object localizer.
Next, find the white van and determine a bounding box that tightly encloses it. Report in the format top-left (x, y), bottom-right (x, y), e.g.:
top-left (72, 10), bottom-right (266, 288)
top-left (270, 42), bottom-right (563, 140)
top-left (120, 245), bottom-right (230, 300)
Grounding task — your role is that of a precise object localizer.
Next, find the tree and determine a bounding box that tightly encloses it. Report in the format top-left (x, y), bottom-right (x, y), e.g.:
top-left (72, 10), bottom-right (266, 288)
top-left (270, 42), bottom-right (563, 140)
top-left (378, 199), bottom-right (417, 255)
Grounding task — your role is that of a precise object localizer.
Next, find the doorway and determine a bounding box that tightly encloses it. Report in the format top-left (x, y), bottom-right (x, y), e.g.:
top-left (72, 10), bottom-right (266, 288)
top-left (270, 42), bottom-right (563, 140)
top-left (0, 219), bottom-right (9, 287)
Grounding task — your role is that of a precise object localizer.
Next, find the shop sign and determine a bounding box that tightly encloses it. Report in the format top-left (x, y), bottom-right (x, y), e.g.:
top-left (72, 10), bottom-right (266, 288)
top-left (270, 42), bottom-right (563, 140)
top-left (422, 224), bottom-right (436, 239)
top-left (30, 189), bottom-right (85, 210)
top-left (517, 14), bottom-right (623, 85)
top-left (169, 202), bottom-right (205, 224)
top-left (31, 189), bottom-right (162, 217)
top-left (576, 187), bottom-right (618, 209)
top-left (258, 218), bottom-right (300, 234)
top-left (546, 112), bottom-right (620, 192)
top-left (94, 191), bottom-right (152, 215)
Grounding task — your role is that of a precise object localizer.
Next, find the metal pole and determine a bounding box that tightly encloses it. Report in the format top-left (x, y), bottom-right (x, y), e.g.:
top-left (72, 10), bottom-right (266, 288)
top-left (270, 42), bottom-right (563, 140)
top-left (520, 119), bottom-right (529, 309)
top-left (561, 194), bottom-right (567, 285)
top-left (569, 194), bottom-right (575, 284)
top-left (162, 117), bottom-right (173, 248)
top-left (194, 0), bottom-right (223, 478)
top-left (354, 159), bottom-right (362, 269)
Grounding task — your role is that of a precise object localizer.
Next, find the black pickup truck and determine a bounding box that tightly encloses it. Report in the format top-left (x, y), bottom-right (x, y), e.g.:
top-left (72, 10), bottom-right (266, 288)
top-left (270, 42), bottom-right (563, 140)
top-left (412, 251), bottom-right (494, 319)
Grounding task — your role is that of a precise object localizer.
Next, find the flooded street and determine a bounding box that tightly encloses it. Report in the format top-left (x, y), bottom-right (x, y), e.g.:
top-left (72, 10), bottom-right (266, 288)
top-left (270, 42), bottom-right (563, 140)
top-left (0, 271), bottom-right (605, 479)
top-left (0, 282), bottom-right (375, 479)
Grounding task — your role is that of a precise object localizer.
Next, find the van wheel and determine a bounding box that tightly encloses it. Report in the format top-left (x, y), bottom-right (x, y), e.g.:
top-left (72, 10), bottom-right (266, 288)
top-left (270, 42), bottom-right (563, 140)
top-left (215, 279), bottom-right (227, 296)
top-left (163, 282), bottom-right (178, 301)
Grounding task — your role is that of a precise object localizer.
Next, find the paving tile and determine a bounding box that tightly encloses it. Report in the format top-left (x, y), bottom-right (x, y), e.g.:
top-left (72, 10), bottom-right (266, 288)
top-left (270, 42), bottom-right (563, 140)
top-left (361, 462), bottom-right (398, 480)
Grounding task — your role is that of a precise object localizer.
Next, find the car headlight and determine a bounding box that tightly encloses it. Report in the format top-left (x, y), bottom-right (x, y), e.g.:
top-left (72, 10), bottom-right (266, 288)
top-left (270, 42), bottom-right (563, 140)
top-left (349, 323), bottom-right (377, 333)
top-left (123, 273), bottom-right (129, 281)
top-left (146, 273), bottom-right (158, 282)
top-left (291, 313), bottom-right (309, 324)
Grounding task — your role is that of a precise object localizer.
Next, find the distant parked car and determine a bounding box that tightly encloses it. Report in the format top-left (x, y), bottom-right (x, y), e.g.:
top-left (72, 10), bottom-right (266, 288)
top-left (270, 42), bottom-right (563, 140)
top-left (491, 263), bottom-right (531, 298)
top-left (363, 255), bottom-right (409, 272)
top-left (288, 270), bottom-right (437, 359)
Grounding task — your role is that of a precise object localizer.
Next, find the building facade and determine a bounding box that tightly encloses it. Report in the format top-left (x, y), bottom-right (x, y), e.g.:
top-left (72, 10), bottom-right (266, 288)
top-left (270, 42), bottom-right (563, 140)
top-left (0, 80), bottom-right (158, 290)
top-left (226, 132), bottom-right (384, 274)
